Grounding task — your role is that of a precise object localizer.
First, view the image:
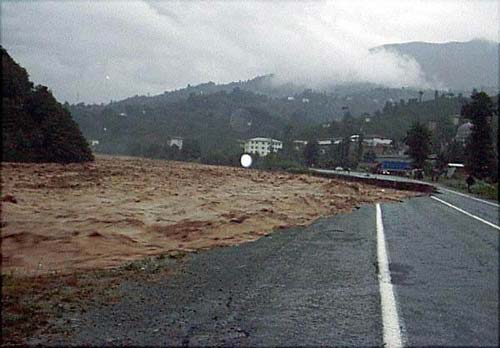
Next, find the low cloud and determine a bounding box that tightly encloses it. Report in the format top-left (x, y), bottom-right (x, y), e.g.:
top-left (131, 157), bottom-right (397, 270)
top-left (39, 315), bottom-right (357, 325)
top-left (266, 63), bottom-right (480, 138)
top-left (1, 0), bottom-right (496, 103)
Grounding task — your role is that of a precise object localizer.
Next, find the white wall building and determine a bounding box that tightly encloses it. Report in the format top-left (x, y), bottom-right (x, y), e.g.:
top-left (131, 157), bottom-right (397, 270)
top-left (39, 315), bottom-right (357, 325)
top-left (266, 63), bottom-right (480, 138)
top-left (363, 136), bottom-right (393, 147)
top-left (455, 122), bottom-right (473, 144)
top-left (244, 137), bottom-right (283, 157)
top-left (168, 136), bottom-right (183, 150)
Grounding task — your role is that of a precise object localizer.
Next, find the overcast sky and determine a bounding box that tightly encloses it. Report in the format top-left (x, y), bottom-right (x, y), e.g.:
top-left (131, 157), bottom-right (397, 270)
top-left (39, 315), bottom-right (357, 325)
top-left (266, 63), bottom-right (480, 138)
top-left (1, 0), bottom-right (498, 104)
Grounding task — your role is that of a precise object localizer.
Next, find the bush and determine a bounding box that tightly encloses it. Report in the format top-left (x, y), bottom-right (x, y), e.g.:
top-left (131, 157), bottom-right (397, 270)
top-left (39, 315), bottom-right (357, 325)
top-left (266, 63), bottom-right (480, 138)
top-left (474, 181), bottom-right (498, 200)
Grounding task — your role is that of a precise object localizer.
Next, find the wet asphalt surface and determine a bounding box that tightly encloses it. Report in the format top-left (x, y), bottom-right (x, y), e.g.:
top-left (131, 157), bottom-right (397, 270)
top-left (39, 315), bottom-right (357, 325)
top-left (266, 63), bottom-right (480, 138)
top-left (383, 193), bottom-right (498, 346)
top-left (33, 189), bottom-right (498, 347)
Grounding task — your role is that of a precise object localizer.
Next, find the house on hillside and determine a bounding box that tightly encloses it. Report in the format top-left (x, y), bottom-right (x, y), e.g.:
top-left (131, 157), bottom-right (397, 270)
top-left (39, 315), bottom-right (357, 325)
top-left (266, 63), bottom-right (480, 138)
top-left (362, 135), bottom-right (393, 156)
top-left (168, 136), bottom-right (183, 150)
top-left (455, 122), bottom-right (473, 145)
top-left (293, 140), bottom-right (308, 151)
top-left (244, 137), bottom-right (282, 157)
top-left (446, 163), bottom-right (465, 178)
top-left (450, 114), bottom-right (460, 126)
top-left (317, 138), bottom-right (343, 155)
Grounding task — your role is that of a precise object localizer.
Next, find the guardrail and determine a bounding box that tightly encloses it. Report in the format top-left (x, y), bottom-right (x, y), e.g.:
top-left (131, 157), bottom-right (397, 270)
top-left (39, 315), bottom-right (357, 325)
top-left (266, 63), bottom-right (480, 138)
top-left (310, 169), bottom-right (436, 193)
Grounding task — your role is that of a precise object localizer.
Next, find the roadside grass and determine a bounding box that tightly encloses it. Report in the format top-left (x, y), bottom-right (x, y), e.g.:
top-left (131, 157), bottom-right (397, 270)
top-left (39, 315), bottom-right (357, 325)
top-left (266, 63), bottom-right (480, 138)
top-left (1, 253), bottom-right (185, 345)
top-left (431, 175), bottom-right (499, 201)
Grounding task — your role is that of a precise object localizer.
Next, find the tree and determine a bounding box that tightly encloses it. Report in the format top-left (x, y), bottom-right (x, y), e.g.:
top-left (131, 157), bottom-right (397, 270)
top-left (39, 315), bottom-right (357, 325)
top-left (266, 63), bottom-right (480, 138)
top-left (2, 47), bottom-right (93, 163)
top-left (443, 140), bottom-right (465, 164)
top-left (363, 150), bottom-right (377, 163)
top-left (182, 138), bottom-right (201, 160)
top-left (405, 122), bottom-right (432, 168)
top-left (303, 139), bottom-right (319, 167)
top-left (356, 133), bottom-right (364, 164)
top-left (462, 91), bottom-right (497, 181)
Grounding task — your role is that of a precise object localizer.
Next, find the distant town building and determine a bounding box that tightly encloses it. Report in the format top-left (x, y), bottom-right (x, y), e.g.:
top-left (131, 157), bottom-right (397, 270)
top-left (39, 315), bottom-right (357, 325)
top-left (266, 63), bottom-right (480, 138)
top-left (427, 121), bottom-right (437, 132)
top-left (317, 138), bottom-right (343, 154)
top-left (287, 96), bottom-right (295, 101)
top-left (168, 136), bottom-right (184, 150)
top-left (89, 140), bottom-right (99, 147)
top-left (455, 122), bottom-right (473, 144)
top-left (363, 135), bottom-right (393, 156)
top-left (446, 163), bottom-right (465, 178)
top-left (317, 139), bottom-right (333, 155)
top-left (293, 140), bottom-right (308, 151)
top-left (302, 98), bottom-right (310, 103)
top-left (244, 137), bottom-right (283, 157)
top-left (450, 114), bottom-right (460, 126)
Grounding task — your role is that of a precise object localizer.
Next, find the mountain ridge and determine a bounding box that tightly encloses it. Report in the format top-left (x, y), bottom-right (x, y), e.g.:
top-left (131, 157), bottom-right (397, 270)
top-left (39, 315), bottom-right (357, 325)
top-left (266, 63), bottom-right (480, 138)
top-left (371, 39), bottom-right (498, 90)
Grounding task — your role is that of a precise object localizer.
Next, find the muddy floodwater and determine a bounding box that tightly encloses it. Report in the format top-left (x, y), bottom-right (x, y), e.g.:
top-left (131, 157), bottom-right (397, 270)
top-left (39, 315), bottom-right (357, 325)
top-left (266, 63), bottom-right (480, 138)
top-left (1, 155), bottom-right (416, 275)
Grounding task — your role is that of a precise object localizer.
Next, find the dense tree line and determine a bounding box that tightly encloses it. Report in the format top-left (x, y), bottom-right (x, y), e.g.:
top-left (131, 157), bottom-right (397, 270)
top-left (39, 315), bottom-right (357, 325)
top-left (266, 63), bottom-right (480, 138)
top-left (2, 47), bottom-right (93, 163)
top-left (462, 91), bottom-right (498, 181)
top-left (405, 123), bottom-right (432, 168)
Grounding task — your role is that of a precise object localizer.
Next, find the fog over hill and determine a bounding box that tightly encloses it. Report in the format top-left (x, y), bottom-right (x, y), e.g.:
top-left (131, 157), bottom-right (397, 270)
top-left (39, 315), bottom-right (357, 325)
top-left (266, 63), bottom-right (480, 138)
top-left (371, 39), bottom-right (498, 91)
top-left (2, 1), bottom-right (497, 104)
top-left (89, 39), bottom-right (497, 111)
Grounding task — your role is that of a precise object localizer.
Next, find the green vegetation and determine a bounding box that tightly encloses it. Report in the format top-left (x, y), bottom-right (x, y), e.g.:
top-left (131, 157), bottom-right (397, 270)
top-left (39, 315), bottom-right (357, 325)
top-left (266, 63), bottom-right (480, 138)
top-left (303, 139), bottom-right (319, 167)
top-left (253, 153), bottom-right (307, 172)
top-left (69, 75), bottom-right (468, 165)
top-left (1, 47), bottom-right (93, 163)
top-left (435, 175), bottom-right (498, 201)
top-left (405, 122), bottom-right (432, 168)
top-left (462, 91), bottom-right (498, 181)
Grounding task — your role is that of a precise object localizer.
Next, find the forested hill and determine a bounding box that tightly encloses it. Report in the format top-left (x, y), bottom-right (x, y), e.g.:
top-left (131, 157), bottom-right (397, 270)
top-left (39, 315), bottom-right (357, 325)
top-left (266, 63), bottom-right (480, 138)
top-left (71, 81), bottom-right (445, 159)
top-left (70, 89), bottom-right (287, 158)
top-left (371, 39), bottom-right (498, 91)
top-left (101, 74), bottom-right (438, 121)
top-left (71, 82), bottom-right (479, 162)
top-left (1, 47), bottom-right (93, 163)
top-left (294, 93), bottom-right (467, 146)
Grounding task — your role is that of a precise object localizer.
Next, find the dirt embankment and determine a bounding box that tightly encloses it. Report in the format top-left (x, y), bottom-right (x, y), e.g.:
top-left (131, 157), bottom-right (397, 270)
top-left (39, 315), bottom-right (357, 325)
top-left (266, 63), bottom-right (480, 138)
top-left (1, 155), bottom-right (416, 275)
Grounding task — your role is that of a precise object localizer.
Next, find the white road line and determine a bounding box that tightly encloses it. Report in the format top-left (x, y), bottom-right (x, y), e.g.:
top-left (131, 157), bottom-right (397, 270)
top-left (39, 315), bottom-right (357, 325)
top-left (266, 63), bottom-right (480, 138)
top-left (431, 196), bottom-right (500, 231)
top-left (437, 187), bottom-right (499, 208)
top-left (376, 203), bottom-right (403, 348)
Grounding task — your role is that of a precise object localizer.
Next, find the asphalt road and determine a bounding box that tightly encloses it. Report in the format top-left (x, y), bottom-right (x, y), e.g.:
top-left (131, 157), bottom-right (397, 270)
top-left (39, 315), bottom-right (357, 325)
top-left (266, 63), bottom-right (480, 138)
top-left (35, 188), bottom-right (498, 346)
top-left (383, 192), bottom-right (498, 346)
top-left (311, 168), bottom-right (425, 185)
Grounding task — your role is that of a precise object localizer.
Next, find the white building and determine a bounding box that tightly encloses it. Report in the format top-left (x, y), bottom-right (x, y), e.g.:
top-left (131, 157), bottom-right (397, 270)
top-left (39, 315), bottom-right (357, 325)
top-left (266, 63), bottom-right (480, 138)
top-left (244, 137), bottom-right (283, 157)
top-left (363, 136), bottom-right (393, 147)
top-left (363, 136), bottom-right (393, 156)
top-left (455, 122), bottom-right (473, 144)
top-left (293, 140), bottom-right (308, 151)
top-left (168, 136), bottom-right (183, 150)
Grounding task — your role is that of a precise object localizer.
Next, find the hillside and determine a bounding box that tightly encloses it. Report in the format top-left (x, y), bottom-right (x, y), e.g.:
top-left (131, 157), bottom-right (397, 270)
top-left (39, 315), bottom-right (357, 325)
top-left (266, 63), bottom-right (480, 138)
top-left (372, 39), bottom-right (498, 90)
top-left (100, 76), bottom-right (438, 121)
top-left (1, 47), bottom-right (93, 163)
top-left (68, 39), bottom-right (498, 160)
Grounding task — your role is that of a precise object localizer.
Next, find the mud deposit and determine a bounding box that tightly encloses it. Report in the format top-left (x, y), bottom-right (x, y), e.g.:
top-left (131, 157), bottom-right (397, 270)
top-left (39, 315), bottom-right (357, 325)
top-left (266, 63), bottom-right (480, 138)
top-left (1, 155), bottom-right (415, 274)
